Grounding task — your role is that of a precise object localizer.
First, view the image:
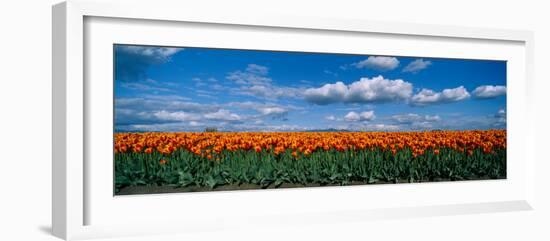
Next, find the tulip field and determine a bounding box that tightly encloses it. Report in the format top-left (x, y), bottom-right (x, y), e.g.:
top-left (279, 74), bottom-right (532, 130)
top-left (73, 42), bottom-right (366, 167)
top-left (114, 130), bottom-right (506, 195)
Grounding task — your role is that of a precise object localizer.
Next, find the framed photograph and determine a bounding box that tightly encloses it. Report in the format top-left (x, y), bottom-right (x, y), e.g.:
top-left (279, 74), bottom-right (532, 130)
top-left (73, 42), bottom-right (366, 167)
top-left (112, 44), bottom-right (508, 195)
top-left (53, 0), bottom-right (535, 240)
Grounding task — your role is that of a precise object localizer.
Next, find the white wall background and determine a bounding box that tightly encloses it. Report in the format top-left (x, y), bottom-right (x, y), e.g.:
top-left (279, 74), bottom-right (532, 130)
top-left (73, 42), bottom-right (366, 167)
top-left (0, 0), bottom-right (548, 240)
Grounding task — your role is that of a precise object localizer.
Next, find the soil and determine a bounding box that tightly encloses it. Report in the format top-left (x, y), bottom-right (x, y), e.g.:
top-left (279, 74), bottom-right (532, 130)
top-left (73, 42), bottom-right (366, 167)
top-left (115, 176), bottom-right (505, 195)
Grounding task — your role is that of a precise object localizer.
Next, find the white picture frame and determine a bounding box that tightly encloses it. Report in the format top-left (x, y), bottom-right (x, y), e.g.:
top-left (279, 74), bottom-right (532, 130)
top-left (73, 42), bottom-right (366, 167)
top-left (52, 0), bottom-right (535, 240)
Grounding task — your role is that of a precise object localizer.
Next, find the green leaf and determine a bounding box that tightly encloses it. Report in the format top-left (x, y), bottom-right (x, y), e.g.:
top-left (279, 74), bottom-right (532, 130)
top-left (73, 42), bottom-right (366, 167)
top-left (206, 175), bottom-right (217, 189)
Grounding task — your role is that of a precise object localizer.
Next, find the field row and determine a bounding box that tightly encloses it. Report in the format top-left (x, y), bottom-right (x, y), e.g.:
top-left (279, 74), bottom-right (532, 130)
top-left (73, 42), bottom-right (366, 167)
top-left (115, 146), bottom-right (506, 194)
top-left (114, 130), bottom-right (506, 158)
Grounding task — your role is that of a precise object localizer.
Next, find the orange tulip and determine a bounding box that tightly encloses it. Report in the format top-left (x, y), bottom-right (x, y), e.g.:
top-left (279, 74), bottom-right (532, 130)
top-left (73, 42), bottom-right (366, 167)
top-left (114, 130), bottom-right (506, 160)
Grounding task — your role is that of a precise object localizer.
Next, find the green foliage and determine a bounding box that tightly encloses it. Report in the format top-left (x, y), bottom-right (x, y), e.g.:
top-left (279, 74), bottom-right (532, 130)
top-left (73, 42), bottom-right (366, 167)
top-left (114, 147), bottom-right (506, 194)
top-left (204, 127), bottom-right (218, 132)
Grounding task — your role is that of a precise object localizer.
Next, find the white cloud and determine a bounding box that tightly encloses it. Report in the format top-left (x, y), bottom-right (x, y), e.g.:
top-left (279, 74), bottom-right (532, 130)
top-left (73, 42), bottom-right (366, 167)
top-left (323, 70), bottom-right (338, 76)
top-left (226, 101), bottom-right (293, 121)
top-left (257, 106), bottom-right (289, 120)
top-left (410, 121), bottom-right (435, 130)
top-left (210, 84), bottom-right (226, 91)
top-left (118, 122), bottom-right (190, 132)
top-left (352, 56), bottom-right (400, 71)
top-left (389, 113), bottom-right (441, 130)
top-left (239, 85), bottom-right (302, 99)
top-left (118, 46), bottom-right (182, 62)
top-left (115, 97), bottom-right (218, 113)
top-left (227, 64), bottom-right (272, 85)
top-left (363, 124), bottom-right (400, 131)
top-left (347, 76), bottom-right (413, 103)
top-left (153, 111), bottom-right (201, 122)
top-left (142, 94), bottom-right (190, 101)
top-left (424, 115), bottom-right (441, 122)
top-left (227, 101), bottom-right (297, 112)
top-left (121, 82), bottom-right (173, 92)
top-left (227, 64), bottom-right (303, 100)
top-left (403, 59), bottom-right (432, 73)
top-left (410, 86), bottom-right (470, 106)
top-left (257, 106), bottom-right (287, 115)
top-left (166, 101), bottom-right (219, 112)
top-left (344, 111), bottom-right (375, 122)
top-left (304, 75), bottom-right (413, 105)
top-left (495, 108), bottom-right (506, 121)
top-left (227, 123), bottom-right (313, 132)
top-left (472, 85), bottom-right (507, 99)
top-left (192, 77), bottom-right (208, 87)
top-left (227, 72), bottom-right (272, 85)
top-left (121, 78), bottom-right (180, 93)
top-left (343, 123), bottom-right (400, 131)
top-left (325, 115), bottom-right (337, 121)
top-left (246, 64), bottom-right (269, 75)
top-left (203, 109), bottom-right (242, 122)
top-left (491, 108), bottom-right (507, 128)
top-left (189, 121), bottom-right (203, 127)
top-left (115, 46), bottom-right (183, 82)
top-left (304, 81), bottom-right (348, 105)
top-left (344, 112), bottom-right (361, 122)
top-left (391, 113), bottom-right (440, 123)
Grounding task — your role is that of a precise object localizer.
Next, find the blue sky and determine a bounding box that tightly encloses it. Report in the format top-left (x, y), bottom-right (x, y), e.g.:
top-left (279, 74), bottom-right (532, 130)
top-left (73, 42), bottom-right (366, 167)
top-left (114, 44), bottom-right (506, 132)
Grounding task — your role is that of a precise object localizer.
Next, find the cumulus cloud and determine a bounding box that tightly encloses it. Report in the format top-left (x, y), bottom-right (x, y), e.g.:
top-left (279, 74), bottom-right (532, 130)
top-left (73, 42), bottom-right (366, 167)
top-left (325, 115), bottom-right (337, 121)
top-left (403, 59), bottom-right (432, 73)
top-left (344, 111), bottom-right (375, 122)
top-left (344, 112), bottom-right (361, 122)
top-left (410, 86), bottom-right (470, 106)
top-left (347, 76), bottom-right (413, 103)
top-left (304, 82), bottom-right (348, 105)
top-left (352, 56), bottom-right (399, 71)
top-left (304, 75), bottom-right (413, 105)
top-left (472, 85), bottom-right (507, 99)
